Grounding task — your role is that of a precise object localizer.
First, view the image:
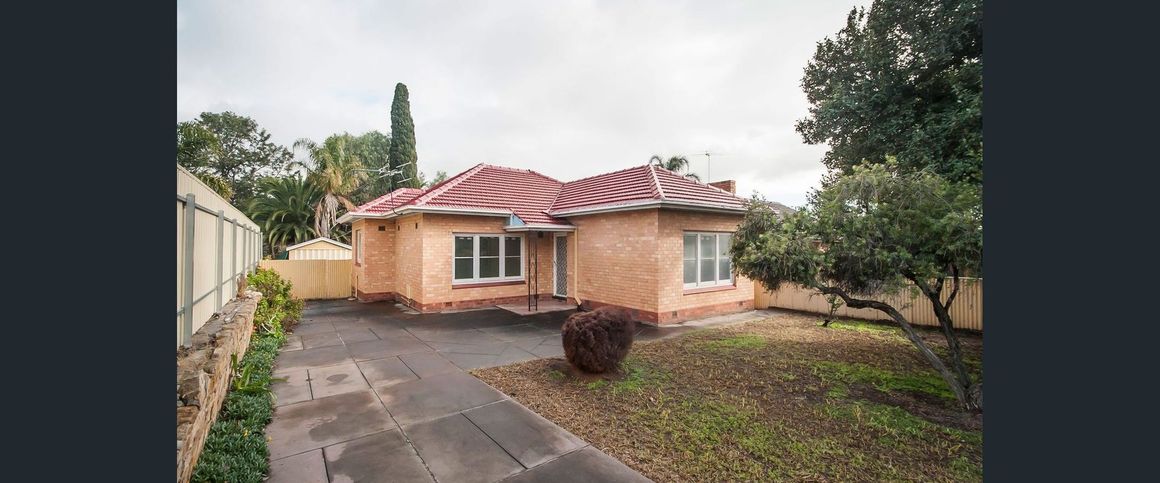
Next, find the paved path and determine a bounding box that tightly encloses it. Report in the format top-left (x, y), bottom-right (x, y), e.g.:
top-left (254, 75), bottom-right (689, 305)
top-left (266, 300), bottom-right (654, 483)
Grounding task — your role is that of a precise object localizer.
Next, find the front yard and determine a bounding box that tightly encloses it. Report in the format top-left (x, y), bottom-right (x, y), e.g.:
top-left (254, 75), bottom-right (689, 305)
top-left (474, 311), bottom-right (983, 482)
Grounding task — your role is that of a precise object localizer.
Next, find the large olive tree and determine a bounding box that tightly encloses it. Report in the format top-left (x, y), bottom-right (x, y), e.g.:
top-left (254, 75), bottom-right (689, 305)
top-left (732, 162), bottom-right (982, 410)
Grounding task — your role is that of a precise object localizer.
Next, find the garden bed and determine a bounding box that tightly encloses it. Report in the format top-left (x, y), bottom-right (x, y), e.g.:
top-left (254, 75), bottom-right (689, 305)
top-left (474, 312), bottom-right (983, 482)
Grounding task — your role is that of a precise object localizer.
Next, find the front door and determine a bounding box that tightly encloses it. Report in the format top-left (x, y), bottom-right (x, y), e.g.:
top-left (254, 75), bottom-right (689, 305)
top-left (553, 234), bottom-right (568, 297)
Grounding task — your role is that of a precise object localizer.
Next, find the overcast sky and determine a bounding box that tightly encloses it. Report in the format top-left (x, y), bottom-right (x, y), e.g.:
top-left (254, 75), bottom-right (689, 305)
top-left (178, 0), bottom-right (869, 207)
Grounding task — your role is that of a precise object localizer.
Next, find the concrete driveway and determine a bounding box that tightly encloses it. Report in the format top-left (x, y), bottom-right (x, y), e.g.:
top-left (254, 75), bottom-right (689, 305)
top-left (266, 299), bottom-right (652, 483)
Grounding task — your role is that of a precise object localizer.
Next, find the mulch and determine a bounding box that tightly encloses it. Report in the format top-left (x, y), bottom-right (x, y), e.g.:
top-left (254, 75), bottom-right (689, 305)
top-left (474, 311), bottom-right (983, 482)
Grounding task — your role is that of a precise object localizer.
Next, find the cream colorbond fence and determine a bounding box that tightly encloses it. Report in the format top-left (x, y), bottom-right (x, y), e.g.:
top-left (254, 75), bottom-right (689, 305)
top-left (177, 165), bottom-right (262, 347)
top-left (754, 278), bottom-right (983, 331)
top-left (258, 259), bottom-right (352, 300)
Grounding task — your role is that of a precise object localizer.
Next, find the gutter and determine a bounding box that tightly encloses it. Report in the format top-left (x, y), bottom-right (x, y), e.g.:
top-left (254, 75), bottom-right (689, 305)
top-left (339, 205), bottom-right (513, 223)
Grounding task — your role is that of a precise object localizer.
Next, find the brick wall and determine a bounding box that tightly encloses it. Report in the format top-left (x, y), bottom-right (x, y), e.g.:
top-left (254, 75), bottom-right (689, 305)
top-left (412, 214), bottom-right (554, 310)
top-left (655, 209), bottom-right (754, 323)
top-left (572, 209), bottom-right (661, 313)
top-left (351, 219), bottom-right (397, 300)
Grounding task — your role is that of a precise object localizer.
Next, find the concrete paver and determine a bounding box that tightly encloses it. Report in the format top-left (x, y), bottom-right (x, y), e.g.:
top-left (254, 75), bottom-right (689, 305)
top-left (323, 430), bottom-right (433, 483)
top-left (275, 345), bottom-right (354, 373)
top-left (463, 400), bottom-right (585, 468)
top-left (376, 372), bottom-right (505, 425)
top-left (308, 363), bottom-right (371, 399)
top-left (501, 446), bottom-right (653, 483)
top-left (404, 414), bottom-right (523, 483)
top-left (271, 369), bottom-right (311, 407)
top-left (357, 357), bottom-right (419, 388)
top-left (267, 449), bottom-right (328, 483)
top-left (266, 389), bottom-right (396, 460)
top-left (398, 352), bottom-right (460, 378)
top-left (266, 300), bottom-right (656, 482)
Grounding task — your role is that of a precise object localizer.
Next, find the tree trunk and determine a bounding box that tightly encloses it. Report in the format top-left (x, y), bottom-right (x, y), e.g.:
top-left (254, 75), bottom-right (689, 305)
top-left (818, 286), bottom-right (979, 411)
top-left (911, 276), bottom-right (980, 410)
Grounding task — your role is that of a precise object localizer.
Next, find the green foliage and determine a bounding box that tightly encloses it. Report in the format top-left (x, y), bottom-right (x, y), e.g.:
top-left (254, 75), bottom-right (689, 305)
top-left (177, 111), bottom-right (294, 206)
top-left (649, 155), bottom-right (700, 181)
top-left (701, 334), bottom-right (768, 352)
top-left (420, 170), bottom-right (448, 188)
top-left (350, 130), bottom-right (394, 204)
top-left (248, 176), bottom-right (322, 256)
top-left (193, 270), bottom-right (300, 482)
top-left (293, 134), bottom-right (367, 239)
top-left (610, 357), bottom-right (666, 395)
top-left (812, 361), bottom-right (955, 401)
top-left (389, 83), bottom-right (421, 189)
top-left (797, 0), bottom-right (983, 185)
top-left (733, 162), bottom-right (981, 297)
top-left (822, 400), bottom-right (981, 447)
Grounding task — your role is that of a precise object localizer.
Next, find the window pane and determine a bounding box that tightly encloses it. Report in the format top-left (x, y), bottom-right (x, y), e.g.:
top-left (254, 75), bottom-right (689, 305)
top-left (683, 234), bottom-right (697, 259)
top-left (454, 236), bottom-right (474, 257)
top-left (718, 234), bottom-right (731, 257)
top-left (480, 236), bottom-right (500, 257)
top-left (480, 257), bottom-right (500, 278)
top-left (684, 259), bottom-right (697, 284)
top-left (505, 257), bottom-right (521, 277)
top-left (700, 234), bottom-right (716, 258)
top-left (454, 258), bottom-right (473, 280)
top-left (505, 236), bottom-right (521, 256)
top-left (719, 257), bottom-right (732, 283)
top-left (700, 259), bottom-right (715, 283)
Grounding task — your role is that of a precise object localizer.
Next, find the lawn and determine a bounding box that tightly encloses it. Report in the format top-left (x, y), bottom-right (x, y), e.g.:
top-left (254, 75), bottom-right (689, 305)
top-left (473, 312), bottom-right (983, 482)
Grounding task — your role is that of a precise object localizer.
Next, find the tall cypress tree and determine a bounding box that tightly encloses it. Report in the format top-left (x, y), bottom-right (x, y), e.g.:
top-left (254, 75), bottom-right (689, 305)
top-left (388, 83), bottom-right (421, 189)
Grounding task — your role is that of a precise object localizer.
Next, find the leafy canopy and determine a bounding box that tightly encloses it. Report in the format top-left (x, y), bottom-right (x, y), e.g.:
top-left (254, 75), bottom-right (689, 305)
top-left (176, 111), bottom-right (294, 206)
top-left (293, 134), bottom-right (366, 240)
top-left (388, 83), bottom-right (421, 189)
top-left (732, 161), bottom-right (981, 297)
top-left (796, 0), bottom-right (983, 185)
top-left (248, 176), bottom-right (322, 255)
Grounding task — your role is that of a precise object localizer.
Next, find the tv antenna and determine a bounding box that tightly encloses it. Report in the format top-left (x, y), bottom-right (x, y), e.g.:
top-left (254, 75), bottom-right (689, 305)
top-left (354, 162), bottom-right (414, 187)
top-left (690, 151), bottom-right (725, 182)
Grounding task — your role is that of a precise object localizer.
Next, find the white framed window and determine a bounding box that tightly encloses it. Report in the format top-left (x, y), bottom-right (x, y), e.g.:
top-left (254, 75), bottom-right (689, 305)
top-left (453, 234), bottom-right (524, 284)
top-left (683, 232), bottom-right (733, 289)
top-left (355, 230), bottom-right (363, 264)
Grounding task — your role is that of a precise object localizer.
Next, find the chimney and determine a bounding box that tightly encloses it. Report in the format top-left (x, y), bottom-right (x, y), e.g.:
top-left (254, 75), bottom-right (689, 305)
top-left (709, 180), bottom-right (736, 194)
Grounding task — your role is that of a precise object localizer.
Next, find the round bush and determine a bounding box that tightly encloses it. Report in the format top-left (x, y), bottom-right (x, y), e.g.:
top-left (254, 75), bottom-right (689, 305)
top-left (561, 307), bottom-right (636, 373)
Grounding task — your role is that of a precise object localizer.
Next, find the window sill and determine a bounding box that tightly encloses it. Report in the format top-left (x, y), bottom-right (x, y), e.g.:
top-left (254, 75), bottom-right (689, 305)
top-left (452, 280), bottom-right (525, 289)
top-left (683, 284), bottom-right (736, 295)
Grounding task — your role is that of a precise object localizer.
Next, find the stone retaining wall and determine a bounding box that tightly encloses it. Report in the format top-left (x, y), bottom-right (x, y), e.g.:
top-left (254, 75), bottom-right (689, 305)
top-left (176, 291), bottom-right (262, 483)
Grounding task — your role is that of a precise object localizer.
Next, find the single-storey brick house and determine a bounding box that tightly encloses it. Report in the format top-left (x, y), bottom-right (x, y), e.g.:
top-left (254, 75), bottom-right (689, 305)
top-left (338, 163), bottom-right (755, 325)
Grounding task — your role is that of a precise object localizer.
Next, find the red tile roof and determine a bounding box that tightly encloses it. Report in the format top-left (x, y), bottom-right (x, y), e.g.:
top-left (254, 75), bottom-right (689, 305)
top-left (353, 187), bottom-right (425, 215)
top-left (550, 165), bottom-right (745, 213)
top-left (344, 163), bottom-right (746, 225)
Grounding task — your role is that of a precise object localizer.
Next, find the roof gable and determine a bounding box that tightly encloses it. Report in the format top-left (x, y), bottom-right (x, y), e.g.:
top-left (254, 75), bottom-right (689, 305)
top-left (286, 237), bottom-right (352, 251)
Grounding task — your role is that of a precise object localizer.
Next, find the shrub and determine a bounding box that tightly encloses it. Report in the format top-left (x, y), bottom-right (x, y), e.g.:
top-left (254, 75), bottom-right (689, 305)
top-left (562, 307), bottom-right (635, 373)
top-left (192, 268), bottom-right (296, 482)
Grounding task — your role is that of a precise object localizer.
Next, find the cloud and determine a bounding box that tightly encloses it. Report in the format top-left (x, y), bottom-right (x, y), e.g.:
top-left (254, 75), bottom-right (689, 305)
top-left (178, 0), bottom-right (868, 205)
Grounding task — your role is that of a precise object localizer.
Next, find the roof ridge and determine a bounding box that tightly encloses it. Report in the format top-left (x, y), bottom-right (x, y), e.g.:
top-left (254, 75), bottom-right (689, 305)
top-left (408, 163), bottom-right (487, 206)
top-left (561, 163), bottom-right (650, 186)
top-left (647, 164), bottom-right (666, 200)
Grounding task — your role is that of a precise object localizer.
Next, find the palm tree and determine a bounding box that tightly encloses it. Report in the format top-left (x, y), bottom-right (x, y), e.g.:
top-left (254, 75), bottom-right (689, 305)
top-left (648, 155), bottom-right (701, 182)
top-left (293, 134), bottom-right (366, 239)
top-left (248, 176), bottom-right (322, 256)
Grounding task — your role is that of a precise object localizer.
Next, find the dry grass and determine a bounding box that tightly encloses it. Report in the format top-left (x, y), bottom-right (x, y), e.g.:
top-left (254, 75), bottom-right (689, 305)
top-left (474, 312), bottom-right (983, 482)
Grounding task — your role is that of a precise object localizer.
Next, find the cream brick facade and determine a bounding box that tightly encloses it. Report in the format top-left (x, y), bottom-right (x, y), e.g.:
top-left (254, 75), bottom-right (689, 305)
top-left (352, 208), bottom-right (752, 324)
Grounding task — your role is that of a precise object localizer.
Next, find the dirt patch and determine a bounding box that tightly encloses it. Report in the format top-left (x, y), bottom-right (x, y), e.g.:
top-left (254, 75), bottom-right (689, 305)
top-left (474, 311), bottom-right (983, 482)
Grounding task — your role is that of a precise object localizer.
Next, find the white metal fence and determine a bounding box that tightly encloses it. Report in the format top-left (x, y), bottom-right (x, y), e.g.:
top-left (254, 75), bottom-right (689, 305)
top-left (177, 165), bottom-right (262, 347)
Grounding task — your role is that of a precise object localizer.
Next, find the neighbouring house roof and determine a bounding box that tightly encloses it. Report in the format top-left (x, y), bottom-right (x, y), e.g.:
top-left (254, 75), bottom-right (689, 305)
top-left (286, 237), bottom-right (352, 251)
top-left (339, 163), bottom-right (756, 225)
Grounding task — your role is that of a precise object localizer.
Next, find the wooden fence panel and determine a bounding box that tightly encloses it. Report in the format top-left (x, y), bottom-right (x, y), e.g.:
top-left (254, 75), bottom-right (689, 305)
top-left (754, 278), bottom-right (982, 331)
top-left (258, 259), bottom-right (352, 300)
